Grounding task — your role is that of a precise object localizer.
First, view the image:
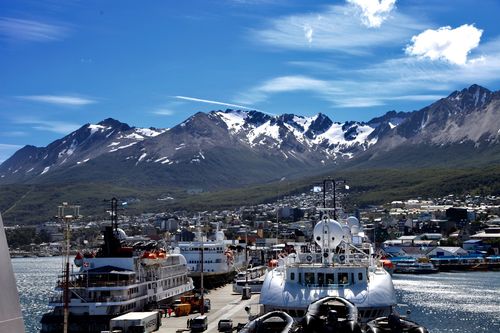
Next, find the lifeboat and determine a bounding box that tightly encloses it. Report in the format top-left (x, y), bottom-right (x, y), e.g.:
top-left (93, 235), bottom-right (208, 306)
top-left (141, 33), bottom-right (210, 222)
top-left (366, 315), bottom-right (429, 333)
top-left (268, 259), bottom-right (278, 268)
top-left (380, 259), bottom-right (395, 275)
top-left (301, 296), bottom-right (363, 333)
top-left (239, 311), bottom-right (296, 333)
top-left (141, 251), bottom-right (161, 265)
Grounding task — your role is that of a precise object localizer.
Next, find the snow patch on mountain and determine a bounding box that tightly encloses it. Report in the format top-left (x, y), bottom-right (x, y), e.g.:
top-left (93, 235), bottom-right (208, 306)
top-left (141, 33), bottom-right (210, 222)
top-left (216, 110), bottom-right (247, 133)
top-left (109, 142), bottom-right (137, 152)
top-left (88, 124), bottom-right (108, 135)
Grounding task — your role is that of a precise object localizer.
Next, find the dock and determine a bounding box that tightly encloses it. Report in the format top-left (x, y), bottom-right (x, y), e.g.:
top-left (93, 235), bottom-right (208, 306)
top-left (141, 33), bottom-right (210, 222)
top-left (158, 284), bottom-right (260, 333)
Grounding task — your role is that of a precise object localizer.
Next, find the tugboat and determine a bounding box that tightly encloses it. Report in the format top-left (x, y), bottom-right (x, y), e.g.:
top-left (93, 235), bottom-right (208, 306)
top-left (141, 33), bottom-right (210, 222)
top-left (41, 199), bottom-right (194, 333)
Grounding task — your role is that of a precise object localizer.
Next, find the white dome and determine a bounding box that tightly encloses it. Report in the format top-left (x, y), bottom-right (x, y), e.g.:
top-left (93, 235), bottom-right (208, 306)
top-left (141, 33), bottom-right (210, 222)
top-left (313, 219), bottom-right (344, 250)
top-left (114, 228), bottom-right (127, 241)
top-left (347, 216), bottom-right (359, 228)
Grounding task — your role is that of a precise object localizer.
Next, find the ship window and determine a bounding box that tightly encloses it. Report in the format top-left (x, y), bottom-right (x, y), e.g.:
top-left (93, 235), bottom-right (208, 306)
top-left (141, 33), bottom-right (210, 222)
top-left (338, 272), bottom-right (348, 284)
top-left (326, 273), bottom-right (334, 285)
top-left (358, 272), bottom-right (363, 281)
top-left (298, 273), bottom-right (302, 284)
top-left (290, 272), bottom-right (295, 281)
top-left (305, 272), bottom-right (314, 285)
top-left (317, 273), bottom-right (325, 286)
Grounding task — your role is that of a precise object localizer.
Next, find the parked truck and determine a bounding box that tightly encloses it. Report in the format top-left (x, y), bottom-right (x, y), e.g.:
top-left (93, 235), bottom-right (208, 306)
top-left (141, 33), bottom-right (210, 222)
top-left (109, 311), bottom-right (161, 333)
top-left (180, 295), bottom-right (211, 313)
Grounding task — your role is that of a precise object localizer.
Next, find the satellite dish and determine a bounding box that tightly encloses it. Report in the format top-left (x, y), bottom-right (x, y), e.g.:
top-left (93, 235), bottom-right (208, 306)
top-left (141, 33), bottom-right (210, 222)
top-left (313, 219), bottom-right (343, 249)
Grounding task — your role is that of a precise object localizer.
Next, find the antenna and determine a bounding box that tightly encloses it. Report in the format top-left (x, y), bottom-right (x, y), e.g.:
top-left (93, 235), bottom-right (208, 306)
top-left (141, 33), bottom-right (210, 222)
top-left (111, 197), bottom-right (118, 232)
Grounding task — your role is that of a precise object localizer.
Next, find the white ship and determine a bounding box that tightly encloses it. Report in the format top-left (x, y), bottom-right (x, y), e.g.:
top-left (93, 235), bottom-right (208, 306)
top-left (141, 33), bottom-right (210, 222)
top-left (41, 224), bottom-right (194, 333)
top-left (259, 215), bottom-right (396, 323)
top-left (178, 225), bottom-right (246, 288)
top-left (232, 266), bottom-right (268, 294)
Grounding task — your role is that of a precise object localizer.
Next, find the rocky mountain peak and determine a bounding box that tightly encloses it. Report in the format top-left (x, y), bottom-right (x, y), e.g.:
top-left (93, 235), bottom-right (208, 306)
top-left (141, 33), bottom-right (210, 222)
top-left (97, 118), bottom-right (131, 131)
top-left (305, 113), bottom-right (333, 139)
top-left (446, 84), bottom-right (492, 110)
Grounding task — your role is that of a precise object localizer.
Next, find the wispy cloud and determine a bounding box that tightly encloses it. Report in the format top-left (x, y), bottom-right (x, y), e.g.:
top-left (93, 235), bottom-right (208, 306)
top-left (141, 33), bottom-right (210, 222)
top-left (152, 109), bottom-right (175, 116)
top-left (405, 24), bottom-right (483, 65)
top-left (252, 4), bottom-right (425, 54)
top-left (17, 95), bottom-right (97, 106)
top-left (347, 0), bottom-right (397, 28)
top-left (174, 96), bottom-right (260, 111)
top-left (0, 143), bottom-right (23, 164)
top-left (0, 17), bottom-right (69, 42)
top-left (13, 118), bottom-right (81, 134)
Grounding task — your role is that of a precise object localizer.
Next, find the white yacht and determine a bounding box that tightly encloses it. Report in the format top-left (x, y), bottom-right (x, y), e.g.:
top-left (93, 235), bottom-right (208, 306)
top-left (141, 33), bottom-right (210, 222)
top-left (41, 225), bottom-right (194, 333)
top-left (259, 216), bottom-right (396, 323)
top-left (178, 226), bottom-right (246, 288)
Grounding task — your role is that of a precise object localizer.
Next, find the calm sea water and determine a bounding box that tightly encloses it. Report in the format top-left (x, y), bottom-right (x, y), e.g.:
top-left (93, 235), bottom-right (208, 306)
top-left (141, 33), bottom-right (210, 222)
top-left (12, 257), bottom-right (500, 333)
top-left (392, 272), bottom-right (500, 333)
top-left (12, 256), bottom-right (63, 333)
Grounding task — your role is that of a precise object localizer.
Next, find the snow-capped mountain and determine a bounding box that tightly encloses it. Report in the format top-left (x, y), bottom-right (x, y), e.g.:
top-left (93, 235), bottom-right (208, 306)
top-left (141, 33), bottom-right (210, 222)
top-left (0, 84), bottom-right (498, 188)
top-left (0, 118), bottom-right (166, 183)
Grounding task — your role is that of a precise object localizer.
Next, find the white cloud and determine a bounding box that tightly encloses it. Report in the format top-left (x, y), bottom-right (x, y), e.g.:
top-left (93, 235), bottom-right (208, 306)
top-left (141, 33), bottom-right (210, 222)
top-left (252, 4), bottom-right (424, 54)
top-left (17, 95), bottom-right (96, 106)
top-left (174, 96), bottom-right (260, 111)
top-left (13, 118), bottom-right (81, 134)
top-left (152, 109), bottom-right (175, 116)
top-left (0, 17), bottom-right (68, 42)
top-left (347, 0), bottom-right (396, 28)
top-left (257, 75), bottom-right (334, 93)
top-left (303, 24), bottom-right (313, 44)
top-left (405, 24), bottom-right (483, 65)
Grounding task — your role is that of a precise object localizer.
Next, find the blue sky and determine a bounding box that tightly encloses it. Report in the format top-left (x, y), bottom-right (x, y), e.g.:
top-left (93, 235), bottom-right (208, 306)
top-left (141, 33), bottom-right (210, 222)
top-left (1, 0), bottom-right (500, 162)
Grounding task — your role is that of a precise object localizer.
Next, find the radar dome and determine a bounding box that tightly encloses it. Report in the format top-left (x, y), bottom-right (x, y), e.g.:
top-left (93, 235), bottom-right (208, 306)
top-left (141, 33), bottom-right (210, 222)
top-left (313, 219), bottom-right (344, 249)
top-left (347, 216), bottom-right (359, 228)
top-left (114, 228), bottom-right (128, 241)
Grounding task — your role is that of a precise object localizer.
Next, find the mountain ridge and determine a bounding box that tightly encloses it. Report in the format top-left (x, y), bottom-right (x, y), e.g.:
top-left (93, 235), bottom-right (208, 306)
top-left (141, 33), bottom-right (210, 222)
top-left (1, 84), bottom-right (499, 190)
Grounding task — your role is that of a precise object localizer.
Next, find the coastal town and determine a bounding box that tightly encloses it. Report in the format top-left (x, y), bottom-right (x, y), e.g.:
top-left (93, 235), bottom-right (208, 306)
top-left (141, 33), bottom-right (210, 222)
top-left (7, 188), bottom-right (500, 267)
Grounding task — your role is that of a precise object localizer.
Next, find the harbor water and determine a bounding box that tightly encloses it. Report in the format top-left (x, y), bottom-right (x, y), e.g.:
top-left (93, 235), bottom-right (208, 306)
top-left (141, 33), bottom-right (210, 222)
top-left (12, 256), bottom-right (500, 333)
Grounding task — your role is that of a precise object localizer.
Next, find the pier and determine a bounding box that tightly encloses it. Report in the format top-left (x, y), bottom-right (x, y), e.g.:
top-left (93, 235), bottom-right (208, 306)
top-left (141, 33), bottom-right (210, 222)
top-left (158, 284), bottom-right (259, 333)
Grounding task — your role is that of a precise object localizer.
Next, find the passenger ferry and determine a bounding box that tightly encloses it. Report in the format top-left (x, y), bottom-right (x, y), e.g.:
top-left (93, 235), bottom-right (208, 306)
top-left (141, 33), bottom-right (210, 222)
top-left (259, 215), bottom-right (396, 323)
top-left (41, 225), bottom-right (194, 333)
top-left (178, 225), bottom-right (246, 288)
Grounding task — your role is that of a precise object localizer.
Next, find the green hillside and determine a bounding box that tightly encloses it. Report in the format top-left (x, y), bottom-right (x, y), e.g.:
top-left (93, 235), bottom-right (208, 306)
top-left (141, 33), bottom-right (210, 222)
top-left (1, 166), bottom-right (499, 225)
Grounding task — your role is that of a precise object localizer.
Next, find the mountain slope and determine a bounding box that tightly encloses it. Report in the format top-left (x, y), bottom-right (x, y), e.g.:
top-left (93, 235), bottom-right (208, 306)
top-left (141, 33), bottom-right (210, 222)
top-left (0, 84), bottom-right (498, 190)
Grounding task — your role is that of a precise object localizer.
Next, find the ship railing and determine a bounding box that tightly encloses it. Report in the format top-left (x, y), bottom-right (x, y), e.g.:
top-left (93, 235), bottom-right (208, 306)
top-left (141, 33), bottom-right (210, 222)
top-left (67, 280), bottom-right (136, 288)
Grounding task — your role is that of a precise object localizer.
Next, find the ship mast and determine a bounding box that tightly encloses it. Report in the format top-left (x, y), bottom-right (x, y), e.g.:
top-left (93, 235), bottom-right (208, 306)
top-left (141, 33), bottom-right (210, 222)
top-left (58, 202), bottom-right (80, 333)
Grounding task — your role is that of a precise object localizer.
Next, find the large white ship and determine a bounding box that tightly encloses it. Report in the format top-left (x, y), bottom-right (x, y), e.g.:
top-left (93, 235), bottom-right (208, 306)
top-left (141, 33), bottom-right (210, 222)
top-left (259, 215), bottom-right (396, 323)
top-left (178, 225), bottom-right (246, 288)
top-left (41, 223), bottom-right (194, 333)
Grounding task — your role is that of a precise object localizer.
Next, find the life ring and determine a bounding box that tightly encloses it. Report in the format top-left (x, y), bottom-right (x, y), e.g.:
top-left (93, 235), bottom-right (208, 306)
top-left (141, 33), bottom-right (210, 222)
top-left (339, 254), bottom-right (346, 262)
top-left (306, 255), bottom-right (313, 263)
